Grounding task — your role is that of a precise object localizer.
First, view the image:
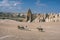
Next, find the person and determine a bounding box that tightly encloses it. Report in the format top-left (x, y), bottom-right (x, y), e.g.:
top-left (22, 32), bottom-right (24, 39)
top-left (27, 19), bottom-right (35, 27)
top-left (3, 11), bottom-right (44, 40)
top-left (25, 26), bottom-right (31, 31)
top-left (25, 26), bottom-right (29, 30)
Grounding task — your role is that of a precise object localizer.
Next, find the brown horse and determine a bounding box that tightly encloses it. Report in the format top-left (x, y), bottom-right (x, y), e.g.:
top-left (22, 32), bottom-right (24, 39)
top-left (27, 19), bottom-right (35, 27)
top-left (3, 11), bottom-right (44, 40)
top-left (18, 26), bottom-right (25, 30)
top-left (37, 27), bottom-right (44, 32)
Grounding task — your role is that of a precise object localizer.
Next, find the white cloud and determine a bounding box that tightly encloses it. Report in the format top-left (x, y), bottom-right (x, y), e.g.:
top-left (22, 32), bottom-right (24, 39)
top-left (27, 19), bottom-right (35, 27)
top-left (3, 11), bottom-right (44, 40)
top-left (36, 0), bottom-right (47, 7)
top-left (0, 0), bottom-right (23, 6)
top-left (0, 0), bottom-right (23, 12)
top-left (0, 0), bottom-right (10, 6)
top-left (13, 2), bottom-right (23, 6)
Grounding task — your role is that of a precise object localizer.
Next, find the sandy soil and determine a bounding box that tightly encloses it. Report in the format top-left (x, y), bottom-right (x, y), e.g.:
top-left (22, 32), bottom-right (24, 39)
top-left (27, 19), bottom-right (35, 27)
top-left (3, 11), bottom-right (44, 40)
top-left (0, 19), bottom-right (60, 40)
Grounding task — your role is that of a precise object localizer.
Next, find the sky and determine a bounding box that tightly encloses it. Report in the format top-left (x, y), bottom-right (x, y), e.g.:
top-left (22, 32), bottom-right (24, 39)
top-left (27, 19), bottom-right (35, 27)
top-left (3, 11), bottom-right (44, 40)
top-left (0, 0), bottom-right (60, 13)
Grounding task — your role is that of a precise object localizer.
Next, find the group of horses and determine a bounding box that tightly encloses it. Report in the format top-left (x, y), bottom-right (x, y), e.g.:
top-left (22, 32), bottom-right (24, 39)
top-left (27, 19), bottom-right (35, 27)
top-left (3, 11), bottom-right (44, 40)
top-left (18, 25), bottom-right (44, 32)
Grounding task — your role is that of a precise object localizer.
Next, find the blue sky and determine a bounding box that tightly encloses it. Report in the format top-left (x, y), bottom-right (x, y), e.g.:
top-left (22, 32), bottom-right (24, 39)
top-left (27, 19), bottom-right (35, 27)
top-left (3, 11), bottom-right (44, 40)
top-left (0, 0), bottom-right (60, 13)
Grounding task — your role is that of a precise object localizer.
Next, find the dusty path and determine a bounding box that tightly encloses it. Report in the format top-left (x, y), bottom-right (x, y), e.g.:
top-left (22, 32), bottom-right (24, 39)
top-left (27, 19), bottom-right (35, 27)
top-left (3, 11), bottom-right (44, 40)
top-left (0, 19), bottom-right (60, 40)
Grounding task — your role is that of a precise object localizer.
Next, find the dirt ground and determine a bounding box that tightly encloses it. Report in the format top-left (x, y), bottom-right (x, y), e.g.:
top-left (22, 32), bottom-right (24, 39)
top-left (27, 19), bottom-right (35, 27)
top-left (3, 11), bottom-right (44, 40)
top-left (0, 19), bottom-right (60, 40)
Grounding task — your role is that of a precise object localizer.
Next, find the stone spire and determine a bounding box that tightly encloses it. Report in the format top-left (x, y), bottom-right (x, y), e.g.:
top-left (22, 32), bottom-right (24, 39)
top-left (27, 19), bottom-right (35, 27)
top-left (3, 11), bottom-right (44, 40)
top-left (27, 8), bottom-right (32, 22)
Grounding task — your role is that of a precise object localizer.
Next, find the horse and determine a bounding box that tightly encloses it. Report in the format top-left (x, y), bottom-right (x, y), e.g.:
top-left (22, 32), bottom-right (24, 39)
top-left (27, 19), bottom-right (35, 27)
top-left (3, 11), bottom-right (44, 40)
top-left (18, 26), bottom-right (25, 30)
top-left (37, 27), bottom-right (43, 32)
